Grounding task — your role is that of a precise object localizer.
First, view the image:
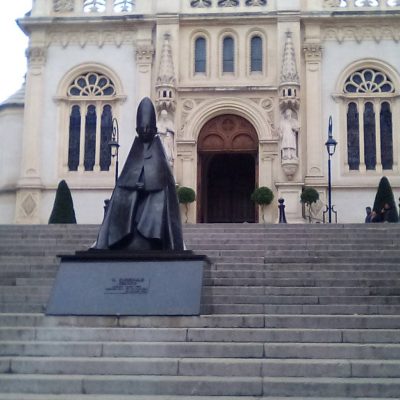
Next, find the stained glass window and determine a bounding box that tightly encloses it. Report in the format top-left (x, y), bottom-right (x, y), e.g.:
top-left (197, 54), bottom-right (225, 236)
top-left (347, 102), bottom-right (360, 170)
top-left (223, 36), bottom-right (234, 73)
top-left (343, 66), bottom-right (395, 172)
top-left (84, 105), bottom-right (97, 171)
top-left (364, 102), bottom-right (376, 170)
top-left (100, 105), bottom-right (113, 171)
top-left (250, 36), bottom-right (263, 72)
top-left (66, 71), bottom-right (116, 173)
top-left (380, 102), bottom-right (393, 170)
top-left (195, 37), bottom-right (206, 73)
top-left (68, 105), bottom-right (81, 171)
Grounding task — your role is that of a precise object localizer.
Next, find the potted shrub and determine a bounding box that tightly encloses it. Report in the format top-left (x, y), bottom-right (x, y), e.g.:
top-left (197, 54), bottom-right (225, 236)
top-left (300, 187), bottom-right (319, 223)
top-left (49, 180), bottom-right (77, 224)
top-left (251, 186), bottom-right (274, 223)
top-left (177, 186), bottom-right (196, 223)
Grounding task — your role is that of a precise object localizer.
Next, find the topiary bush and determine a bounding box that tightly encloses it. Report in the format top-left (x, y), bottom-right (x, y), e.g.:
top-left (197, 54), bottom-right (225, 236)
top-left (300, 187), bottom-right (319, 223)
top-left (177, 186), bottom-right (196, 223)
top-left (372, 177), bottom-right (399, 222)
top-left (49, 180), bottom-right (77, 224)
top-left (251, 186), bottom-right (274, 223)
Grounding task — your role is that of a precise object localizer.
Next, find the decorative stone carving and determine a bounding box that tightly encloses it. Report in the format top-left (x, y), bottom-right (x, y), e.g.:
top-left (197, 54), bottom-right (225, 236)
top-left (279, 31), bottom-right (300, 111)
top-left (279, 109), bottom-right (299, 161)
top-left (48, 30), bottom-right (136, 48)
top-left (53, 0), bottom-right (74, 12)
top-left (156, 33), bottom-right (177, 113)
top-left (26, 46), bottom-right (47, 66)
top-left (323, 24), bottom-right (400, 43)
top-left (136, 44), bottom-right (155, 65)
top-left (279, 109), bottom-right (299, 180)
top-left (303, 43), bottom-right (323, 62)
top-left (191, 0), bottom-right (212, 7)
top-left (158, 110), bottom-right (175, 168)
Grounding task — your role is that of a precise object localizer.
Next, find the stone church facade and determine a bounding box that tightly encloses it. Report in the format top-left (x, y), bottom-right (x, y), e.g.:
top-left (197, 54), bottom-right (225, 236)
top-left (0, 0), bottom-right (399, 224)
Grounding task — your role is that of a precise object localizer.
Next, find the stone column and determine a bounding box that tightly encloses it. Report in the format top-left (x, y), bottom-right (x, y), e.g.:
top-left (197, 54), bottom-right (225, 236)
top-left (15, 40), bottom-right (47, 224)
top-left (303, 30), bottom-right (324, 184)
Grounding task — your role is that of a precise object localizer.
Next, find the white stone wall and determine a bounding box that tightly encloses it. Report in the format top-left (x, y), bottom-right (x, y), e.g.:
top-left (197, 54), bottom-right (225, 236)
top-left (321, 37), bottom-right (400, 222)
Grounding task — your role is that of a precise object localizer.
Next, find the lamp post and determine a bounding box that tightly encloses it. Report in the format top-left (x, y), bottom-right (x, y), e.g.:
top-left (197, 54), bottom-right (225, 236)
top-left (325, 116), bottom-right (337, 223)
top-left (108, 118), bottom-right (120, 185)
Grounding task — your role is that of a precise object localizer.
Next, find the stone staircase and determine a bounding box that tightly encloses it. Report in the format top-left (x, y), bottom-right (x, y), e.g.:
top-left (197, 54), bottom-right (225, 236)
top-left (0, 223), bottom-right (400, 399)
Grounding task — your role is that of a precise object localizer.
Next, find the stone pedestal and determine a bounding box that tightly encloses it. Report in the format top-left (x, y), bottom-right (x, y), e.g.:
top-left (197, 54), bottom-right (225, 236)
top-left (46, 251), bottom-right (208, 316)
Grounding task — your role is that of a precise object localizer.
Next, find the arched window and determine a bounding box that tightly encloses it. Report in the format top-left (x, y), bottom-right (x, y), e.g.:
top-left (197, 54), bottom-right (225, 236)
top-left (66, 72), bottom-right (116, 172)
top-left (194, 37), bottom-right (206, 74)
top-left (222, 36), bottom-right (234, 73)
top-left (250, 36), bottom-right (263, 72)
top-left (344, 68), bottom-right (395, 171)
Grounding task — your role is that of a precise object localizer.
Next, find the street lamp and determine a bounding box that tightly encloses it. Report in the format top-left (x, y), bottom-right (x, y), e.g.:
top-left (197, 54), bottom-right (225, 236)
top-left (108, 118), bottom-right (120, 185)
top-left (325, 116), bottom-right (337, 223)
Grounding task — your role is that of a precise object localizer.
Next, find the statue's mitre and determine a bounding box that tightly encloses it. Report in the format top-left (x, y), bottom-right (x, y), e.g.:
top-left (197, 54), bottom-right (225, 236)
top-left (137, 97), bottom-right (157, 131)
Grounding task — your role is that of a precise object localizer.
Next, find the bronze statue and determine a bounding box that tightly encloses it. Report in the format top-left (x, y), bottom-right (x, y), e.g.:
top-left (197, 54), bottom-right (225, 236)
top-left (94, 97), bottom-right (184, 251)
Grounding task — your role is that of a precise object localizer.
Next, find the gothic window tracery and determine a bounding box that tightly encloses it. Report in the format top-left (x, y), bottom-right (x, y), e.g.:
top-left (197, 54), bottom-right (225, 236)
top-left (191, 0), bottom-right (212, 7)
top-left (66, 72), bottom-right (116, 172)
top-left (113, 0), bottom-right (135, 12)
top-left (245, 0), bottom-right (267, 5)
top-left (343, 67), bottom-right (395, 172)
top-left (344, 69), bottom-right (394, 94)
top-left (218, 0), bottom-right (239, 7)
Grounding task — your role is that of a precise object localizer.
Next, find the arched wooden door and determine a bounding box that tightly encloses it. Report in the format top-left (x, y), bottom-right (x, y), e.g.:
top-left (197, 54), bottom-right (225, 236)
top-left (197, 114), bottom-right (259, 223)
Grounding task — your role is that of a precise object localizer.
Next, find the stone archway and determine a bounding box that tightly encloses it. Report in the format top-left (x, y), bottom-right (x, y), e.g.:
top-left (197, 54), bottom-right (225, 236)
top-left (197, 114), bottom-right (259, 223)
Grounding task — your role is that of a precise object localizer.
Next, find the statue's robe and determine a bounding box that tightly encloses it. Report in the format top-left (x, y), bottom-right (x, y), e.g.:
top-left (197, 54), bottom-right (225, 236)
top-left (95, 135), bottom-right (184, 251)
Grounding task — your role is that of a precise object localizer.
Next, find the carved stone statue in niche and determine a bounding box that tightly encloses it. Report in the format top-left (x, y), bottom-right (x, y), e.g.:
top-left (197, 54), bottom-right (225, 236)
top-left (157, 110), bottom-right (175, 168)
top-left (279, 109), bottom-right (299, 160)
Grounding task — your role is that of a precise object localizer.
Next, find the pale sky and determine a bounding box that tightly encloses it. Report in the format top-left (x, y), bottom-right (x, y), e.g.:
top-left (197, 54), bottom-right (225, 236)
top-left (0, 0), bottom-right (32, 103)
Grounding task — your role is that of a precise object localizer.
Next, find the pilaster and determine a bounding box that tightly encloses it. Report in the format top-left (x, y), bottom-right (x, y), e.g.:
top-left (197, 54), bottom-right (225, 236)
top-left (135, 29), bottom-right (155, 102)
top-left (303, 24), bottom-right (325, 184)
top-left (15, 34), bottom-right (47, 224)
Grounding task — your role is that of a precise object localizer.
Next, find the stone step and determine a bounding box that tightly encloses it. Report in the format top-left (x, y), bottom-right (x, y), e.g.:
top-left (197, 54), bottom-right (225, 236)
top-left (1, 374), bottom-right (400, 397)
top-left (2, 357), bottom-right (400, 378)
top-left (263, 287), bottom-right (400, 296)
top-left (263, 315), bottom-right (400, 329)
top-left (208, 270), bottom-right (400, 279)
top-left (184, 328), bottom-right (400, 344)
top-left (204, 278), bottom-right (400, 287)
top-left (0, 374), bottom-right (264, 396)
top-left (0, 396), bottom-right (396, 400)
top-left (203, 293), bottom-right (400, 305)
top-left (0, 314), bottom-right (266, 328)
top-left (261, 263), bottom-right (400, 271)
top-left (0, 341), bottom-right (264, 358)
top-left (205, 304), bottom-right (400, 315)
top-left (0, 326), bottom-right (399, 344)
top-left (263, 343), bottom-right (400, 360)
top-left (261, 377), bottom-right (400, 397)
